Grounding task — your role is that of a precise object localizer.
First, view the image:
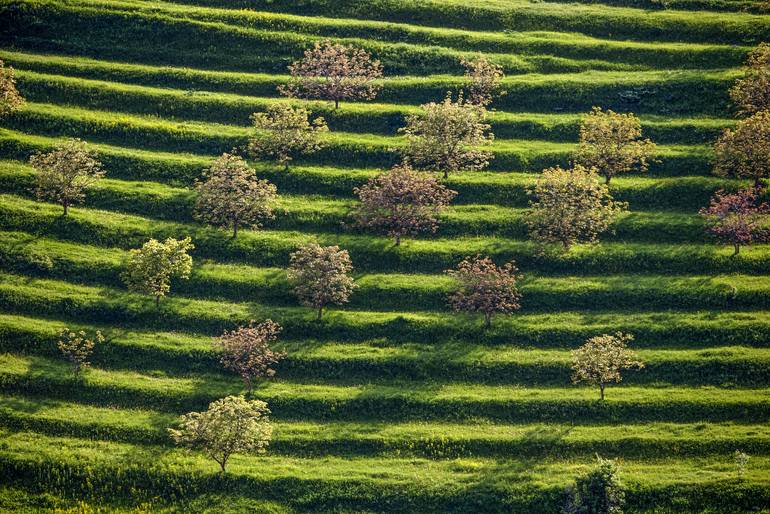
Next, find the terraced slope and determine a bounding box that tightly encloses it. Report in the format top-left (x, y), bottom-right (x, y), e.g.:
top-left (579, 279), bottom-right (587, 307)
top-left (1, 0), bottom-right (770, 512)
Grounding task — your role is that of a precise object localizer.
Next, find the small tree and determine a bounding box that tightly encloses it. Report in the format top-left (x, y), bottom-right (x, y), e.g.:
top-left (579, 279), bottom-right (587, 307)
top-left (730, 42), bottom-right (770, 117)
top-left (571, 332), bottom-right (643, 401)
top-left (0, 59), bottom-right (24, 118)
top-left (194, 153), bottom-right (277, 238)
top-left (400, 93), bottom-right (493, 179)
top-left (735, 450), bottom-right (750, 478)
top-left (574, 107), bottom-right (656, 184)
top-left (461, 56), bottom-right (506, 107)
top-left (714, 110), bottom-right (770, 188)
top-left (169, 395), bottom-right (272, 473)
top-left (30, 138), bottom-right (105, 215)
top-left (288, 243), bottom-right (356, 320)
top-left (122, 237), bottom-right (194, 307)
top-left (216, 320), bottom-right (286, 394)
top-left (279, 39), bottom-right (383, 109)
top-left (563, 457), bottom-right (626, 514)
top-left (57, 328), bottom-right (104, 376)
top-left (353, 163), bottom-right (457, 245)
top-left (446, 255), bottom-right (522, 329)
top-left (248, 104), bottom-right (328, 171)
top-left (699, 187), bottom-right (770, 256)
top-left (527, 165), bottom-right (627, 250)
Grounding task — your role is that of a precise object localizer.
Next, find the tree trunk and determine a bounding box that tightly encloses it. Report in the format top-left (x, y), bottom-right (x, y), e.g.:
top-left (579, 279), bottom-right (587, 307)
top-left (219, 457), bottom-right (227, 473)
top-left (733, 243), bottom-right (741, 256)
top-left (317, 305), bottom-right (324, 321)
top-left (335, 98), bottom-right (340, 109)
top-left (562, 238), bottom-right (572, 250)
top-left (284, 162), bottom-right (289, 172)
top-left (443, 169), bottom-right (448, 180)
top-left (484, 312), bottom-right (492, 329)
top-left (62, 199), bottom-right (69, 216)
top-left (394, 234), bottom-right (401, 246)
top-left (155, 295), bottom-right (160, 309)
top-left (232, 221), bottom-right (239, 239)
top-left (605, 175), bottom-right (612, 185)
top-left (599, 383), bottom-right (605, 401)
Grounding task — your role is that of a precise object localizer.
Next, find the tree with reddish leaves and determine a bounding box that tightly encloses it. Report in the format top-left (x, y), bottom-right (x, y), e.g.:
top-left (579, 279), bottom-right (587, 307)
top-left (353, 163), bottom-right (457, 245)
top-left (446, 256), bottom-right (522, 329)
top-left (699, 187), bottom-right (770, 256)
top-left (279, 40), bottom-right (383, 109)
top-left (215, 319), bottom-right (286, 394)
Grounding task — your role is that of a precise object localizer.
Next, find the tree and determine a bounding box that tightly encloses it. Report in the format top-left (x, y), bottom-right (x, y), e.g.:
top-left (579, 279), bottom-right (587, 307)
top-left (574, 107), bottom-right (656, 184)
top-left (279, 39), bottom-right (383, 109)
top-left (399, 93), bottom-right (493, 179)
top-left (730, 42), bottom-right (770, 116)
top-left (353, 163), bottom-right (457, 245)
top-left (248, 104), bottom-right (328, 171)
top-left (122, 237), bottom-right (194, 307)
top-left (571, 332), bottom-right (644, 401)
top-left (169, 395), bottom-right (272, 473)
top-left (527, 165), bottom-right (627, 250)
top-left (461, 56), bottom-right (505, 107)
top-left (699, 187), bottom-right (770, 256)
top-left (735, 450), bottom-right (750, 478)
top-left (194, 153), bottom-right (277, 238)
top-left (216, 320), bottom-right (286, 394)
top-left (713, 110), bottom-right (770, 188)
top-left (57, 328), bottom-right (103, 376)
top-left (446, 255), bottom-right (522, 329)
top-left (30, 138), bottom-right (105, 215)
top-left (0, 59), bottom-right (24, 118)
top-left (563, 457), bottom-right (626, 514)
top-left (288, 243), bottom-right (356, 320)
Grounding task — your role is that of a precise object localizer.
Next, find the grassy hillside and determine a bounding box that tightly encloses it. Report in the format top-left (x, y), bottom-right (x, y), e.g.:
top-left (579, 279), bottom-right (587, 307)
top-left (1, 0), bottom-right (770, 512)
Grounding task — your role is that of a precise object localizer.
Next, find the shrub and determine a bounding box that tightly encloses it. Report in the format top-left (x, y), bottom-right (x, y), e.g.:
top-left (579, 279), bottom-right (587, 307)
top-left (353, 163), bottom-right (457, 245)
top-left (168, 395), bottom-right (272, 473)
top-left (446, 255), bottom-right (522, 329)
top-left (30, 138), bottom-right (105, 215)
top-left (563, 457), bottom-right (626, 514)
top-left (121, 237), bottom-right (194, 307)
top-left (288, 243), bottom-right (356, 320)
top-left (527, 165), bottom-right (627, 249)
top-left (399, 93), bottom-right (493, 179)
top-left (571, 333), bottom-right (644, 401)
top-left (194, 153), bottom-right (277, 238)
top-left (574, 107), bottom-right (656, 184)
top-left (279, 39), bottom-right (383, 109)
top-left (248, 105), bottom-right (328, 171)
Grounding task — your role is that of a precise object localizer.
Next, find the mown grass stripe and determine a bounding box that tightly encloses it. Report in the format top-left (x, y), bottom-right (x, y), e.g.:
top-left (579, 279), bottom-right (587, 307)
top-left (2, 271), bottom-right (770, 348)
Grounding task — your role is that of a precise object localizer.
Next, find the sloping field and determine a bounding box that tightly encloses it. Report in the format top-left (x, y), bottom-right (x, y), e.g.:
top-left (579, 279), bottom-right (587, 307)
top-left (1, 0), bottom-right (770, 512)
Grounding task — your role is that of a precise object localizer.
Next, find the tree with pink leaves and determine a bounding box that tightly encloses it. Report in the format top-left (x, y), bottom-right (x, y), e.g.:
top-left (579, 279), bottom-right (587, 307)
top-left (699, 187), bottom-right (770, 256)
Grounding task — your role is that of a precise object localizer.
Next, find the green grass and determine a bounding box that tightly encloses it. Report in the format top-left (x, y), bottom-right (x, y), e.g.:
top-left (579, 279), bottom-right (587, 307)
top-left (1, 98), bottom-right (716, 174)
top-left (2, 0), bottom-right (770, 510)
top-left (1, 49), bottom-right (740, 115)
top-left (3, 193), bottom-right (768, 275)
top-left (3, 271), bottom-right (770, 350)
